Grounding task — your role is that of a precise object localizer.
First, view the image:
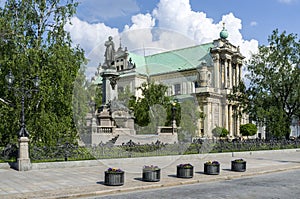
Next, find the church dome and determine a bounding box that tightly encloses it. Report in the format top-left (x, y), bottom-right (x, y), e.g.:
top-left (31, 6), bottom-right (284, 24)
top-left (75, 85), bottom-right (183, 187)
top-left (220, 23), bottom-right (228, 39)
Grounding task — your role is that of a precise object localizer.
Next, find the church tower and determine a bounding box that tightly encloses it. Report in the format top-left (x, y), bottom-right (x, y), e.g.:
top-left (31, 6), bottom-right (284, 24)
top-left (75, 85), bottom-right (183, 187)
top-left (208, 23), bottom-right (245, 137)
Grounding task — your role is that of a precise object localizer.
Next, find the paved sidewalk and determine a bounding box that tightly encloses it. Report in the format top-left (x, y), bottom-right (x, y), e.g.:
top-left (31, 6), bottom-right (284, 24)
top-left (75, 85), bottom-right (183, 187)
top-left (1, 149), bottom-right (300, 199)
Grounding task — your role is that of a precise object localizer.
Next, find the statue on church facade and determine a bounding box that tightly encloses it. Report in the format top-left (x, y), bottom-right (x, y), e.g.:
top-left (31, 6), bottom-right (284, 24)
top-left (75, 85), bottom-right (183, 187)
top-left (104, 36), bottom-right (115, 68)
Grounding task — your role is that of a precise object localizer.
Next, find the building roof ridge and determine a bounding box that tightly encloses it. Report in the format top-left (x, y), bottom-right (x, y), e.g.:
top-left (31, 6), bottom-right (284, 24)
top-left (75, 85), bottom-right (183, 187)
top-left (127, 42), bottom-right (213, 58)
top-left (144, 42), bottom-right (214, 58)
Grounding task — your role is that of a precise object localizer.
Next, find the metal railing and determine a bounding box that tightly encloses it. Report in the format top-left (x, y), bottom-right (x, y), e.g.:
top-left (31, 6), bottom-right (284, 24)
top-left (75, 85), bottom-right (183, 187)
top-left (1, 139), bottom-right (300, 163)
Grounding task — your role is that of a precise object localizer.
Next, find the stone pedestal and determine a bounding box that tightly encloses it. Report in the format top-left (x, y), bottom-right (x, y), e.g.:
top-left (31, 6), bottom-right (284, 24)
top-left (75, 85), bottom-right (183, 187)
top-left (101, 69), bottom-right (119, 105)
top-left (17, 137), bottom-right (31, 171)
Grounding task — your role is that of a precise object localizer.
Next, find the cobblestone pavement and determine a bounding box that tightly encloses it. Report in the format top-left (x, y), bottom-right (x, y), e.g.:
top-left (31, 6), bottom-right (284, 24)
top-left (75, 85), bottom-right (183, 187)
top-left (1, 149), bottom-right (300, 199)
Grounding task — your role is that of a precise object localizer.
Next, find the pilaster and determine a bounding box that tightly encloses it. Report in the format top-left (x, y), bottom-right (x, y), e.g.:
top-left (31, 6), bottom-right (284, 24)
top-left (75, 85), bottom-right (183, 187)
top-left (228, 60), bottom-right (232, 89)
top-left (238, 65), bottom-right (242, 83)
top-left (228, 105), bottom-right (233, 137)
top-left (224, 104), bottom-right (228, 132)
top-left (224, 60), bottom-right (228, 88)
top-left (213, 54), bottom-right (220, 89)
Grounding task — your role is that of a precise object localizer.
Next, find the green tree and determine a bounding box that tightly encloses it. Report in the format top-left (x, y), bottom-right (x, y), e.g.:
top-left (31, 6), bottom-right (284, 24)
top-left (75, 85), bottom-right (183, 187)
top-left (118, 85), bottom-right (132, 107)
top-left (178, 99), bottom-right (202, 142)
top-left (228, 81), bottom-right (248, 118)
top-left (72, 65), bottom-right (91, 135)
top-left (233, 29), bottom-right (300, 139)
top-left (128, 82), bottom-right (180, 134)
top-left (0, 0), bottom-right (85, 146)
top-left (240, 123), bottom-right (257, 138)
top-left (212, 126), bottom-right (229, 139)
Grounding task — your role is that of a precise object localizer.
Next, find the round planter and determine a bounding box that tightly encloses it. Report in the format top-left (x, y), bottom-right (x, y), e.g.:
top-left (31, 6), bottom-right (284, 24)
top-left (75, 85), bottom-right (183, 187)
top-left (204, 163), bottom-right (220, 175)
top-left (142, 169), bottom-right (161, 182)
top-left (177, 166), bottom-right (194, 178)
top-left (104, 171), bottom-right (124, 186)
top-left (231, 161), bottom-right (246, 172)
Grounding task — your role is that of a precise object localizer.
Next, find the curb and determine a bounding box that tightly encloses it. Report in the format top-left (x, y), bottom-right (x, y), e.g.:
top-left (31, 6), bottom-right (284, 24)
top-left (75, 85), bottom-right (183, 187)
top-left (42, 165), bottom-right (300, 199)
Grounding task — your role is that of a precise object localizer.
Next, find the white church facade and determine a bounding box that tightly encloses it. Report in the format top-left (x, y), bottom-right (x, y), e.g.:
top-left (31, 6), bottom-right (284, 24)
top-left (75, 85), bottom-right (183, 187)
top-left (92, 26), bottom-right (249, 139)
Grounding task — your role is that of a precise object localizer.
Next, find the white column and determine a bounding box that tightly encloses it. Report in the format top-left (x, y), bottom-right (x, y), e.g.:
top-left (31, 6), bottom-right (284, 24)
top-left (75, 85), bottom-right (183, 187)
top-left (224, 59), bottom-right (228, 88)
top-left (224, 104), bottom-right (228, 131)
top-left (235, 64), bottom-right (239, 86)
top-left (234, 64), bottom-right (237, 87)
top-left (187, 81), bottom-right (191, 94)
top-left (213, 54), bottom-right (220, 89)
top-left (197, 105), bottom-right (202, 137)
top-left (208, 102), bottom-right (212, 138)
top-left (203, 103), bottom-right (210, 138)
top-left (228, 60), bottom-right (232, 89)
top-left (236, 108), bottom-right (240, 136)
top-left (192, 82), bottom-right (195, 93)
top-left (182, 82), bottom-right (186, 94)
top-left (228, 105), bottom-right (233, 137)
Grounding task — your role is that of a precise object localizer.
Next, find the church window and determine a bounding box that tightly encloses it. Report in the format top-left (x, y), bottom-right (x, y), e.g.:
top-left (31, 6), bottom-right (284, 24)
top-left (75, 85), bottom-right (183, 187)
top-left (174, 84), bottom-right (181, 95)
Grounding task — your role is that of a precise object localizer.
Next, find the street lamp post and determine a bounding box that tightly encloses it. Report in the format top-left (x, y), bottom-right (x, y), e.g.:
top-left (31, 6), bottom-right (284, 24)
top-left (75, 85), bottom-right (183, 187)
top-left (5, 70), bottom-right (40, 171)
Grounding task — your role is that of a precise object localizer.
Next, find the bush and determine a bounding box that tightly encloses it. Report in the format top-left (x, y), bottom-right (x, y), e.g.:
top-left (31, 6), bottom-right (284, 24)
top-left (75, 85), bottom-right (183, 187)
top-left (240, 123), bottom-right (257, 137)
top-left (212, 126), bottom-right (229, 138)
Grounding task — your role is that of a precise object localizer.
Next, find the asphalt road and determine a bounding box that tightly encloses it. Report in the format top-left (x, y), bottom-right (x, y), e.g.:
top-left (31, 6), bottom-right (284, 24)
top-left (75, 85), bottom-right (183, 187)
top-left (85, 169), bottom-right (300, 199)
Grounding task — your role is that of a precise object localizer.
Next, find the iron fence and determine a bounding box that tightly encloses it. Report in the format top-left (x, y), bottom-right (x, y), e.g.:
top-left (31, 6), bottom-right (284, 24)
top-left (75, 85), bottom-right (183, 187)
top-left (1, 139), bottom-right (300, 163)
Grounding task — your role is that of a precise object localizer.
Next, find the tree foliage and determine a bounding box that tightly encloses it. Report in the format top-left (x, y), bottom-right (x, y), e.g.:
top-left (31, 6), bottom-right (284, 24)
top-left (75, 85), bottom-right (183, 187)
top-left (128, 82), bottom-right (180, 134)
top-left (231, 29), bottom-right (300, 139)
top-left (212, 126), bottom-right (229, 138)
top-left (178, 99), bottom-right (202, 142)
top-left (118, 85), bottom-right (131, 107)
top-left (240, 123), bottom-right (257, 138)
top-left (0, 0), bottom-right (86, 146)
top-left (72, 65), bottom-right (91, 135)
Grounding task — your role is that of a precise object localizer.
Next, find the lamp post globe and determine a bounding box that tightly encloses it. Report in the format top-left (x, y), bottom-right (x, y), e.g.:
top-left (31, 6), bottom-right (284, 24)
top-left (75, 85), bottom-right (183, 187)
top-left (5, 70), bottom-right (15, 86)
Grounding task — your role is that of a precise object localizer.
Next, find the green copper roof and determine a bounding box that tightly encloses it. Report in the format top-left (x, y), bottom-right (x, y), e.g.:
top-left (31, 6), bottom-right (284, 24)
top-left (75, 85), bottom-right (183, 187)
top-left (93, 42), bottom-right (214, 84)
top-left (130, 42), bottom-right (214, 76)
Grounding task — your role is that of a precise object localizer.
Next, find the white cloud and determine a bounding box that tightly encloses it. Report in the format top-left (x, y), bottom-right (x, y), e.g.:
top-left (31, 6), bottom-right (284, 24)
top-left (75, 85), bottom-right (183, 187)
top-left (152, 0), bottom-right (218, 44)
top-left (250, 21), bottom-right (258, 26)
top-left (124, 13), bottom-right (155, 31)
top-left (122, 12), bottom-right (196, 55)
top-left (67, 0), bottom-right (259, 79)
top-left (65, 17), bottom-right (119, 77)
top-left (151, 0), bottom-right (258, 60)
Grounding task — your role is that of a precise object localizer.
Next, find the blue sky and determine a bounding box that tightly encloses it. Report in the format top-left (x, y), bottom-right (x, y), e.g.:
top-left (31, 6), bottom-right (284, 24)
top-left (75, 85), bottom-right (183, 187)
top-left (189, 0), bottom-right (300, 44)
top-left (74, 0), bottom-right (299, 45)
top-left (67, 0), bottom-right (300, 78)
top-left (1, 0), bottom-right (298, 78)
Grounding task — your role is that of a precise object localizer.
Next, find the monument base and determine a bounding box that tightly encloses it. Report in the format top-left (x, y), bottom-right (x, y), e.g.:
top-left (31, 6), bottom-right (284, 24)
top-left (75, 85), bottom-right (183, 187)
top-left (17, 136), bottom-right (31, 171)
top-left (17, 158), bottom-right (31, 171)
